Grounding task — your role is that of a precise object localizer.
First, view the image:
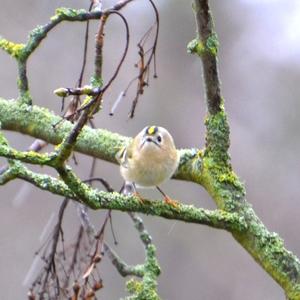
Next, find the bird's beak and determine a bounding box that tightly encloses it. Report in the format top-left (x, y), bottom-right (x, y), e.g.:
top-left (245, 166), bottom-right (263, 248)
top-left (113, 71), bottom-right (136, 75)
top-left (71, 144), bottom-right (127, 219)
top-left (140, 136), bottom-right (160, 149)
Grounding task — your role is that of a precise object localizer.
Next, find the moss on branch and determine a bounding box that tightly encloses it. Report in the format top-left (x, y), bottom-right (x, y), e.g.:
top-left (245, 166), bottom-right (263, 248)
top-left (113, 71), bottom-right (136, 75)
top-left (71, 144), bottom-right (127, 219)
top-left (0, 3), bottom-right (132, 101)
top-left (1, 98), bottom-right (300, 299)
top-left (104, 243), bottom-right (145, 278)
top-left (185, 1), bottom-right (300, 297)
top-left (2, 98), bottom-right (300, 299)
top-left (124, 213), bottom-right (160, 300)
top-left (0, 38), bottom-right (25, 59)
top-left (0, 98), bottom-right (199, 182)
top-left (0, 162), bottom-right (243, 231)
top-left (1, 0), bottom-right (300, 296)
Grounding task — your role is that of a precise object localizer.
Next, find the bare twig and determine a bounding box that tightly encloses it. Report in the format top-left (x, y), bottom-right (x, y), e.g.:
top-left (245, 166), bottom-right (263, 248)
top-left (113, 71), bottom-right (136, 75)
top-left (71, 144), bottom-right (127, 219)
top-left (101, 10), bottom-right (130, 93)
top-left (93, 13), bottom-right (108, 85)
top-left (41, 198), bottom-right (69, 292)
top-left (128, 0), bottom-right (159, 118)
top-left (192, 0), bottom-right (221, 115)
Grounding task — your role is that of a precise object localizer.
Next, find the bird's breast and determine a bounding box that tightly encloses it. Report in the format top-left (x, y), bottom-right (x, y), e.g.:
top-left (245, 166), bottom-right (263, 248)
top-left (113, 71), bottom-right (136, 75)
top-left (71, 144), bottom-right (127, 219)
top-left (120, 150), bottom-right (178, 187)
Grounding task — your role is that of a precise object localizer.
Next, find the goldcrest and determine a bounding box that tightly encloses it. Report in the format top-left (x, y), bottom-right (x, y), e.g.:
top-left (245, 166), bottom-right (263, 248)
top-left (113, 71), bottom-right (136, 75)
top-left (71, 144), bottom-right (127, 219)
top-left (117, 126), bottom-right (179, 206)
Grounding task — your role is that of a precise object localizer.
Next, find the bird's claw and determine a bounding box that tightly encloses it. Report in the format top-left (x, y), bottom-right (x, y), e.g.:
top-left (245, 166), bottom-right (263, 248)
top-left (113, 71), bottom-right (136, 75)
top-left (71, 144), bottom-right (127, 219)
top-left (164, 196), bottom-right (180, 208)
top-left (133, 192), bottom-right (145, 204)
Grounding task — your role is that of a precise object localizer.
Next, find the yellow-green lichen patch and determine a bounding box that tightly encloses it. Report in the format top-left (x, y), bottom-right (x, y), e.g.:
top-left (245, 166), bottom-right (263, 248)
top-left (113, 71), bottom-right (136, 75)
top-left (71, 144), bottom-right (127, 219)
top-left (126, 279), bottom-right (143, 295)
top-left (55, 7), bottom-right (83, 18)
top-left (187, 38), bottom-right (205, 56)
top-left (204, 108), bottom-right (230, 164)
top-left (125, 245), bottom-right (160, 300)
top-left (187, 33), bottom-right (219, 57)
top-left (218, 170), bottom-right (245, 190)
top-left (18, 90), bottom-right (32, 105)
top-left (201, 103), bottom-right (247, 211)
top-left (51, 7), bottom-right (90, 22)
top-left (0, 38), bottom-right (25, 59)
top-left (201, 155), bottom-right (246, 211)
top-left (90, 75), bottom-right (103, 88)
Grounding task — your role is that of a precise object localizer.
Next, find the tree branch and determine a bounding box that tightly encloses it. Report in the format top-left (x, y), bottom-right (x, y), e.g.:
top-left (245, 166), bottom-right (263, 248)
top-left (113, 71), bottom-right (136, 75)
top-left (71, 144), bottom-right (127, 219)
top-left (0, 98), bottom-right (201, 183)
top-left (103, 243), bottom-right (144, 278)
top-left (0, 162), bottom-right (243, 231)
top-left (187, 1), bottom-right (300, 299)
top-left (1, 1), bottom-right (300, 298)
top-left (0, 1), bottom-right (134, 102)
top-left (125, 212), bottom-right (160, 299)
top-left (188, 0), bottom-right (221, 115)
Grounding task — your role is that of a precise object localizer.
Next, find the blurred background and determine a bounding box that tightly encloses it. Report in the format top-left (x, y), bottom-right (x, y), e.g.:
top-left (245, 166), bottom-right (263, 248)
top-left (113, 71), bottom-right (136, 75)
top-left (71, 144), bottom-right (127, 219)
top-left (1, 0), bottom-right (300, 299)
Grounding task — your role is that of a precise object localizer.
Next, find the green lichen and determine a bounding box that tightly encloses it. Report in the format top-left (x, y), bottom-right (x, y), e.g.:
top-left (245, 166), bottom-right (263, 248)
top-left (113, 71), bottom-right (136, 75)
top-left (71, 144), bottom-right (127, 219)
top-left (51, 7), bottom-right (91, 22)
top-left (198, 103), bottom-right (246, 211)
top-left (206, 33), bottom-right (219, 56)
top-left (29, 25), bottom-right (46, 39)
top-left (201, 155), bottom-right (245, 211)
top-left (50, 14), bottom-right (60, 22)
top-left (122, 216), bottom-right (160, 300)
top-left (233, 211), bottom-right (300, 300)
top-left (144, 245), bottom-right (160, 278)
top-left (0, 143), bottom-right (55, 166)
top-left (18, 90), bottom-right (32, 105)
top-left (0, 38), bottom-right (25, 59)
top-left (204, 106), bottom-right (230, 164)
top-left (218, 170), bottom-right (244, 190)
top-left (125, 245), bottom-right (160, 300)
top-left (126, 279), bottom-right (143, 295)
top-left (17, 79), bottom-right (23, 91)
top-left (55, 7), bottom-right (84, 18)
top-left (187, 38), bottom-right (205, 56)
top-left (187, 33), bottom-right (219, 57)
top-left (90, 75), bottom-right (103, 88)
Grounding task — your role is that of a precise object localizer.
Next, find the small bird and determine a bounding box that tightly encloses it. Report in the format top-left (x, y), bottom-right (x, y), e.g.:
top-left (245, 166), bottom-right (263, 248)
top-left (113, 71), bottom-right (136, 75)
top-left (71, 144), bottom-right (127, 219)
top-left (117, 126), bottom-right (180, 206)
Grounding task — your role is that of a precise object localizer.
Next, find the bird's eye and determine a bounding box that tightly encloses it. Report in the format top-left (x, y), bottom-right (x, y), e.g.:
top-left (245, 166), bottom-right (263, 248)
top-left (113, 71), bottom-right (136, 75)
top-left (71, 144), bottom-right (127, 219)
top-left (157, 135), bottom-right (162, 143)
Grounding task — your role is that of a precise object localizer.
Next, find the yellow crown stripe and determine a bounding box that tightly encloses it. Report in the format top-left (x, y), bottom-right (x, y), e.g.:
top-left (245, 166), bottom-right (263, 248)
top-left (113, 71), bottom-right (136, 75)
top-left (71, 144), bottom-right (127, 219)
top-left (147, 126), bottom-right (157, 135)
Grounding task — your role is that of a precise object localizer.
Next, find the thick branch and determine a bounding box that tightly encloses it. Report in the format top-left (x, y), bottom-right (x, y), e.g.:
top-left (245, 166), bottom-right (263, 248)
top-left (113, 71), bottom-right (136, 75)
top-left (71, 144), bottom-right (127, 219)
top-left (187, 1), bottom-right (300, 298)
top-left (2, 99), bottom-right (300, 299)
top-left (0, 98), bottom-right (201, 183)
top-left (1, 0), bottom-right (300, 293)
top-left (0, 133), bottom-right (243, 232)
top-left (0, 162), bottom-right (242, 231)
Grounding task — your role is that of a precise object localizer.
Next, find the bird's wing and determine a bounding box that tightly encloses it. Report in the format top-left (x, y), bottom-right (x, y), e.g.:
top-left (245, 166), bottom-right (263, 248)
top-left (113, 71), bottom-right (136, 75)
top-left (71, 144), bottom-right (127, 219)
top-left (116, 143), bottom-right (133, 169)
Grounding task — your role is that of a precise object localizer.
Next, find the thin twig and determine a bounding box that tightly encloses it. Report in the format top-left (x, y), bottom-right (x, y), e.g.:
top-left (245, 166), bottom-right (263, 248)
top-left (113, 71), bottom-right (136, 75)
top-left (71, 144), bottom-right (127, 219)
top-left (41, 198), bottom-right (69, 291)
top-left (128, 0), bottom-right (159, 118)
top-left (101, 10), bottom-right (130, 93)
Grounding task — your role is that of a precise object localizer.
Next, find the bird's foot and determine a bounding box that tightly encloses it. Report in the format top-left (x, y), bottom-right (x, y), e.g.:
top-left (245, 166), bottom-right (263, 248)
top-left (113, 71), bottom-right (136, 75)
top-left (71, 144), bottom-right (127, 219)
top-left (133, 192), bottom-right (145, 204)
top-left (163, 195), bottom-right (179, 208)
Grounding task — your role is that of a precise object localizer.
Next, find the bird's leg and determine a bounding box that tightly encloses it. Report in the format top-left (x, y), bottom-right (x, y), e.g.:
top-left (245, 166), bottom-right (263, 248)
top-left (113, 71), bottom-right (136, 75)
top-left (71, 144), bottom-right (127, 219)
top-left (122, 182), bottom-right (145, 203)
top-left (156, 186), bottom-right (179, 208)
top-left (132, 182), bottom-right (145, 204)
